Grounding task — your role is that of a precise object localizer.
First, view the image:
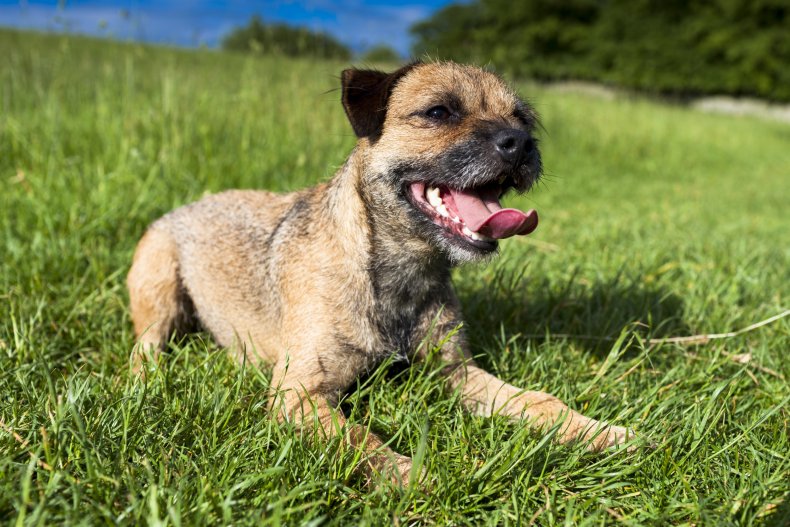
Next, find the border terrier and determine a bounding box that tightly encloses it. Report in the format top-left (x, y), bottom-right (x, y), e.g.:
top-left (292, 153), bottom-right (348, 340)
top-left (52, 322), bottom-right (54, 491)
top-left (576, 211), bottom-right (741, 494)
top-left (127, 61), bottom-right (631, 486)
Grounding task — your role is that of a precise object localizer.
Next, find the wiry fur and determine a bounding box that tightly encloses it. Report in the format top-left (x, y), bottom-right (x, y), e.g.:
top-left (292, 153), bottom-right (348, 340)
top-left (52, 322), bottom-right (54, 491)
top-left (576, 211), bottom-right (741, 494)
top-left (127, 61), bottom-right (632, 487)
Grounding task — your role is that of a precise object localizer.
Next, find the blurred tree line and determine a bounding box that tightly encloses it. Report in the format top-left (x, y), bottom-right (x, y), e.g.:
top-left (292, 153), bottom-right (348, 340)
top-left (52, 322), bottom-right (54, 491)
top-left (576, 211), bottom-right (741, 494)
top-left (222, 15), bottom-right (351, 60)
top-left (222, 16), bottom-right (402, 63)
top-left (411, 0), bottom-right (790, 101)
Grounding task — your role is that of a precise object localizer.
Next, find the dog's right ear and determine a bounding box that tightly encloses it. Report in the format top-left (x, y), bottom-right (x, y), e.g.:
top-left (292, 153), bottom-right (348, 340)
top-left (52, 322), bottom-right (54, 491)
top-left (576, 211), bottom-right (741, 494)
top-left (341, 62), bottom-right (420, 140)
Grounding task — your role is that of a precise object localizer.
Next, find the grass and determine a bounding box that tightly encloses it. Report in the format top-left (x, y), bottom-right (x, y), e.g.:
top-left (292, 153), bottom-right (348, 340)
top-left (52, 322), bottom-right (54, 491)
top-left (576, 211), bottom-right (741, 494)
top-left (1, 28), bottom-right (789, 525)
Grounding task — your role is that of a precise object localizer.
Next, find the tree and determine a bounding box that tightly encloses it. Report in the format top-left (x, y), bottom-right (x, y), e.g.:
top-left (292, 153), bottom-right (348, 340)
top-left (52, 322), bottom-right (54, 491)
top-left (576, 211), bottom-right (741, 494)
top-left (410, 0), bottom-right (790, 101)
top-left (222, 15), bottom-right (351, 60)
top-left (359, 45), bottom-right (402, 64)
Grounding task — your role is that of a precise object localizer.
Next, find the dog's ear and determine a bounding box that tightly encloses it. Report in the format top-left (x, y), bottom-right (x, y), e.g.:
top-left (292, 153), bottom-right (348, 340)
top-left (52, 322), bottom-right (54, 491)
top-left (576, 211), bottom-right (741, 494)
top-left (341, 62), bottom-right (421, 140)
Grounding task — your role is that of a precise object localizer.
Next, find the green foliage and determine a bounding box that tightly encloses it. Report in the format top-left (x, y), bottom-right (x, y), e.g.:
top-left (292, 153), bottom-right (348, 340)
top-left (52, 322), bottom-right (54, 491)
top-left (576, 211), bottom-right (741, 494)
top-left (412, 0), bottom-right (790, 101)
top-left (222, 14), bottom-right (351, 60)
top-left (1, 29), bottom-right (789, 524)
top-left (359, 44), bottom-right (402, 64)
top-left (412, 3), bottom-right (488, 61)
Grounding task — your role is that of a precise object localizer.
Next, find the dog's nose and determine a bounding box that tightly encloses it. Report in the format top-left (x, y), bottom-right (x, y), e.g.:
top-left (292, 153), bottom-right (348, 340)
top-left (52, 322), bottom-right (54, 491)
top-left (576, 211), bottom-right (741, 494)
top-left (493, 129), bottom-right (533, 166)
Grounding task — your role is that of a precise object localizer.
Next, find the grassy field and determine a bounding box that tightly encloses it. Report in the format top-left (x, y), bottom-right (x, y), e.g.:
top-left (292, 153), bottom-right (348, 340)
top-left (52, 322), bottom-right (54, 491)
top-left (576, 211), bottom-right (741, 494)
top-left (1, 28), bottom-right (789, 525)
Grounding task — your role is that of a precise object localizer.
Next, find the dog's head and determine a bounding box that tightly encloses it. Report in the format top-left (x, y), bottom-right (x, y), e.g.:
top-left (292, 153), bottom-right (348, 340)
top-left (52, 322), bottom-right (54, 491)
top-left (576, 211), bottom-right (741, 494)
top-left (342, 61), bottom-right (542, 263)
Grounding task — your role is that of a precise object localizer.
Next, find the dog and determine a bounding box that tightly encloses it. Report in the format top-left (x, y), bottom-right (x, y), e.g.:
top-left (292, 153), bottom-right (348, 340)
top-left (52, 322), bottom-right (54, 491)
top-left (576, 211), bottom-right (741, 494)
top-left (127, 61), bottom-right (631, 486)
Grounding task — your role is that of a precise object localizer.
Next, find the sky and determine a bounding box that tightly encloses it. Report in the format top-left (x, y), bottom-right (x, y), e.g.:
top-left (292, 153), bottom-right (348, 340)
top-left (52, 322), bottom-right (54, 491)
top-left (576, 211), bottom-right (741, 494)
top-left (0, 0), bottom-right (455, 55)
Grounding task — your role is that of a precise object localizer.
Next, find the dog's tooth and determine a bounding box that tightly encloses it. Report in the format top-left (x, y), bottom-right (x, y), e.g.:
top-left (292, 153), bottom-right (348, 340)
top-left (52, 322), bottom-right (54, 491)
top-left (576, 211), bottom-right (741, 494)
top-left (470, 231), bottom-right (481, 241)
top-left (426, 186), bottom-right (442, 207)
top-left (462, 226), bottom-right (474, 237)
top-left (451, 215), bottom-right (461, 223)
top-left (436, 203), bottom-right (450, 217)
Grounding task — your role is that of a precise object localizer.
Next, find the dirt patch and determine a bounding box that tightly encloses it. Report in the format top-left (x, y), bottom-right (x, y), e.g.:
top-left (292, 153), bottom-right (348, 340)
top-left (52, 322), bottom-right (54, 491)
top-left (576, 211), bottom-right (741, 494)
top-left (544, 81), bottom-right (790, 124)
top-left (691, 97), bottom-right (790, 124)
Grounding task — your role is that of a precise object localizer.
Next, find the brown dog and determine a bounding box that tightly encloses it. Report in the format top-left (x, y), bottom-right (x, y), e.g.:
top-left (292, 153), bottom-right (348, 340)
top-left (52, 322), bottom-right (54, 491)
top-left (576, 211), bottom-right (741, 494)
top-left (127, 61), bottom-right (631, 486)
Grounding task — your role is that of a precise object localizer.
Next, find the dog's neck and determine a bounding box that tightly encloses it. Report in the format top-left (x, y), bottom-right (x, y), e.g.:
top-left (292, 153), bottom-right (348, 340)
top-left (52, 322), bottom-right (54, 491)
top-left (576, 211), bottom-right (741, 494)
top-left (325, 147), bottom-right (452, 304)
top-left (319, 147), bottom-right (451, 357)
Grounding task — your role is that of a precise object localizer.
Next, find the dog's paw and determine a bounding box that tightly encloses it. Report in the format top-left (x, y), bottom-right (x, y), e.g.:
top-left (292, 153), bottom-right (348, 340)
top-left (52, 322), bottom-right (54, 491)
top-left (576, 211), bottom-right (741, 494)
top-left (367, 453), bottom-right (425, 488)
top-left (129, 343), bottom-right (161, 380)
top-left (585, 423), bottom-right (637, 453)
top-left (394, 454), bottom-right (416, 485)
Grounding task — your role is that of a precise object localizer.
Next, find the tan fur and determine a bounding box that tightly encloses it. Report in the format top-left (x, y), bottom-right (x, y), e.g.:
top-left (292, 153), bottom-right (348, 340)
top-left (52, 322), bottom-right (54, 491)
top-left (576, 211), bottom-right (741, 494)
top-left (127, 62), bottom-right (632, 487)
top-left (127, 228), bottom-right (188, 370)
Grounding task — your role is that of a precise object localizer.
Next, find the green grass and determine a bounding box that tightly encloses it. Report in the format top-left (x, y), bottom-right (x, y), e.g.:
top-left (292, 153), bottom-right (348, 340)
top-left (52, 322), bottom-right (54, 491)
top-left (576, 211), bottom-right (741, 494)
top-left (1, 28), bottom-right (789, 525)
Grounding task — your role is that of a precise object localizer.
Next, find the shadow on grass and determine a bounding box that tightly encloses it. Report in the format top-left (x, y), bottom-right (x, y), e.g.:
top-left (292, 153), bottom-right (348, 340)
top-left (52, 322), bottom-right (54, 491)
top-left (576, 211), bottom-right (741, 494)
top-left (764, 498), bottom-right (790, 527)
top-left (459, 273), bottom-right (689, 358)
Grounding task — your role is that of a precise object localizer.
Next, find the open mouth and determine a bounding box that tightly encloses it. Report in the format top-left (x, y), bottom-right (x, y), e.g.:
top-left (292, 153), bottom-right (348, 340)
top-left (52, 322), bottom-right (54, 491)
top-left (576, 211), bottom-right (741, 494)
top-left (408, 181), bottom-right (538, 250)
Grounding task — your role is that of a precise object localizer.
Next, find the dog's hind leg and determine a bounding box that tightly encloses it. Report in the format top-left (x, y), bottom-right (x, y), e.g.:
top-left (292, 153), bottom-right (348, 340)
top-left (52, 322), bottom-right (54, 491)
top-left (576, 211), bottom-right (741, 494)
top-left (127, 227), bottom-right (194, 375)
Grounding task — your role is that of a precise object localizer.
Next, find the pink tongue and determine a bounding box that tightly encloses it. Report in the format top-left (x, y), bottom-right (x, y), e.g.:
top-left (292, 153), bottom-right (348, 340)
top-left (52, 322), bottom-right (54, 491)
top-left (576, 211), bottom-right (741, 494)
top-left (448, 187), bottom-right (538, 239)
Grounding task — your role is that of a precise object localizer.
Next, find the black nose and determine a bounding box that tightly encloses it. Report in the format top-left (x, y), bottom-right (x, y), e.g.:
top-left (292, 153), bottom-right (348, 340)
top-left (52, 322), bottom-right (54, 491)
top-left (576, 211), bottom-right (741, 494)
top-left (493, 129), bottom-right (533, 165)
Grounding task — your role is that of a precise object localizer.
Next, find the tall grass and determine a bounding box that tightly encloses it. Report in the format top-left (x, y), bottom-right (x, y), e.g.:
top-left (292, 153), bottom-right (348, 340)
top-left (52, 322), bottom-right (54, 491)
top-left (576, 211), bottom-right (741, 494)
top-left (1, 29), bottom-right (788, 525)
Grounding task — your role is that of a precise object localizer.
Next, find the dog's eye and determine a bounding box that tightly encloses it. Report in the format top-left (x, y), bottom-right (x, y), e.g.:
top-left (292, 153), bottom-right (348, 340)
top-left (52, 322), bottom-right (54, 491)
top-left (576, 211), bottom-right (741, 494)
top-left (425, 106), bottom-right (452, 121)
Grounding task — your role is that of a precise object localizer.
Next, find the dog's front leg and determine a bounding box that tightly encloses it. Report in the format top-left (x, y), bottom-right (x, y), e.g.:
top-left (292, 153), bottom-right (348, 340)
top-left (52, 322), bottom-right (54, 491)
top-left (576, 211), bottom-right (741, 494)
top-left (450, 363), bottom-right (632, 451)
top-left (269, 357), bottom-right (415, 486)
top-left (416, 303), bottom-right (632, 451)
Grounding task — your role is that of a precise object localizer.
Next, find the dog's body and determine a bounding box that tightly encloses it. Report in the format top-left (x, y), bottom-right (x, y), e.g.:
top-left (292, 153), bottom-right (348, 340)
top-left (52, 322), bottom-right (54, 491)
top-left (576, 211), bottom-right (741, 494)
top-left (128, 62), bottom-right (630, 485)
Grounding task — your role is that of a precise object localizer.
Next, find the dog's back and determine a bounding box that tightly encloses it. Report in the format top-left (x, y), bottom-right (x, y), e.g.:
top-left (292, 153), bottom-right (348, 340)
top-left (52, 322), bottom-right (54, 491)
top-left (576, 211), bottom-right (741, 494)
top-left (128, 189), bottom-right (304, 363)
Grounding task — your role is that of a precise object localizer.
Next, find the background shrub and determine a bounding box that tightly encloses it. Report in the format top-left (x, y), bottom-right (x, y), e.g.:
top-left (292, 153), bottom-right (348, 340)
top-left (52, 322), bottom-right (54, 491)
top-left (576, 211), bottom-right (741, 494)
top-left (412, 0), bottom-right (790, 101)
top-left (222, 15), bottom-right (351, 60)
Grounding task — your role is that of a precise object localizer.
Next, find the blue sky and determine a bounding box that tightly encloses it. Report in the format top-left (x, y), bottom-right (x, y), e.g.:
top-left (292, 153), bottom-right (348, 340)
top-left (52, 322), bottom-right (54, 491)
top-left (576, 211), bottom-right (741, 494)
top-left (0, 0), bottom-right (454, 55)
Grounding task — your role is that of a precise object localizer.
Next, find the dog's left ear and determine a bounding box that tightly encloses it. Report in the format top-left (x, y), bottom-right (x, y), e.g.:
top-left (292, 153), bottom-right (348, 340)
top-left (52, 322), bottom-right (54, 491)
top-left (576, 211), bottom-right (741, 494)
top-left (341, 62), bottom-right (420, 140)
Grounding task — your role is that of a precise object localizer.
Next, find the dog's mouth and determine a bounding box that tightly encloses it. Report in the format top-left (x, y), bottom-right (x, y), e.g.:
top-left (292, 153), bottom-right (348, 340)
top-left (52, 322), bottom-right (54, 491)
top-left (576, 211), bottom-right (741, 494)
top-left (408, 181), bottom-right (538, 250)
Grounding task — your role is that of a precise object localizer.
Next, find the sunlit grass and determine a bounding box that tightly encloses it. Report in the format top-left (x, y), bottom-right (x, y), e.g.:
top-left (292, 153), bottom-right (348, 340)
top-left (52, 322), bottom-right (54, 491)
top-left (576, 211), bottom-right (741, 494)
top-left (1, 29), bottom-right (788, 525)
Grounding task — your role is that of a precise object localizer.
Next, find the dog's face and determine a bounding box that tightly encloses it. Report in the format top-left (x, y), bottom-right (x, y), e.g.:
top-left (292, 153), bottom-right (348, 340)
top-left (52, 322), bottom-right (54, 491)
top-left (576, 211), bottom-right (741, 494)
top-left (342, 62), bottom-right (542, 263)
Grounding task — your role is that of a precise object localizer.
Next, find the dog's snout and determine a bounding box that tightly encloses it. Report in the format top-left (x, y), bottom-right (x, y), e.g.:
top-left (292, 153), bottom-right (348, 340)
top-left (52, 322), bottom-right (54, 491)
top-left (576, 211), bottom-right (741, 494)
top-left (493, 129), bottom-right (532, 165)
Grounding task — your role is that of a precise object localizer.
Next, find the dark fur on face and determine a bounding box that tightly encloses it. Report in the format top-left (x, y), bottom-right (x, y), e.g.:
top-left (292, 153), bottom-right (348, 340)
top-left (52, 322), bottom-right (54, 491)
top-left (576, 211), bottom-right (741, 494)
top-left (345, 62), bottom-right (543, 263)
top-left (393, 130), bottom-right (542, 257)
